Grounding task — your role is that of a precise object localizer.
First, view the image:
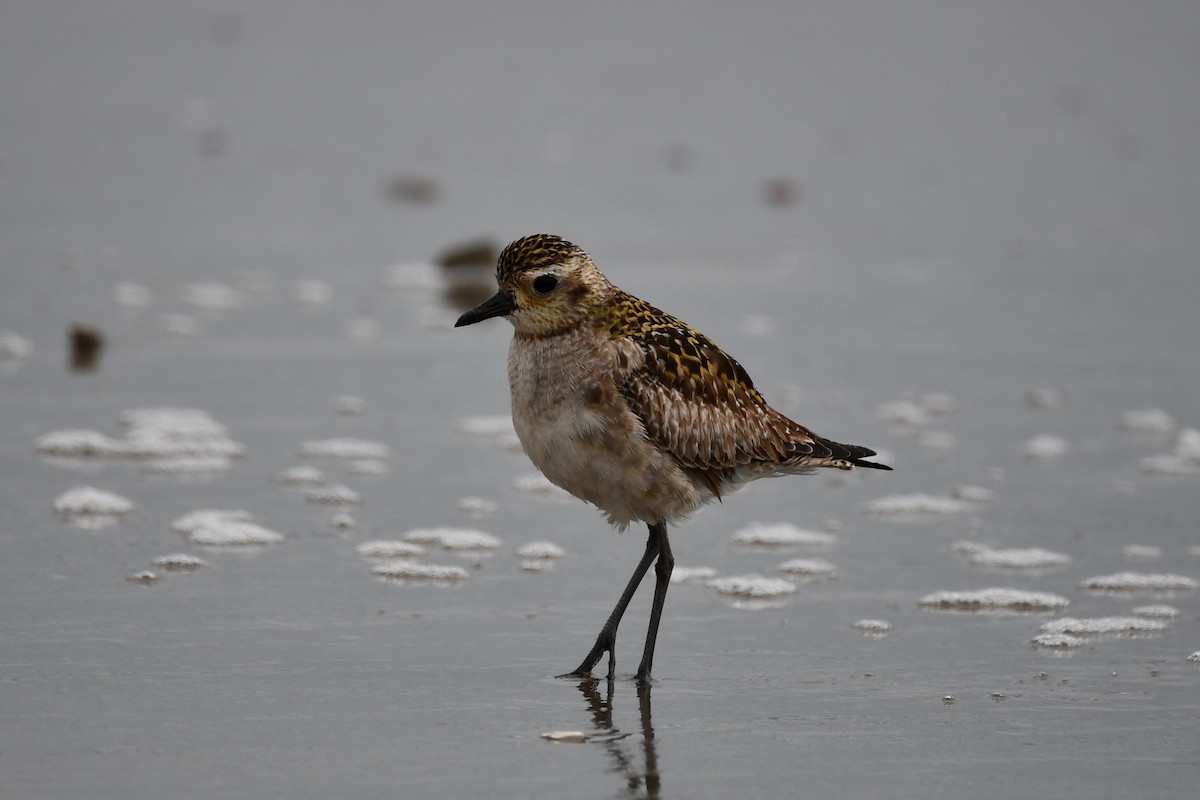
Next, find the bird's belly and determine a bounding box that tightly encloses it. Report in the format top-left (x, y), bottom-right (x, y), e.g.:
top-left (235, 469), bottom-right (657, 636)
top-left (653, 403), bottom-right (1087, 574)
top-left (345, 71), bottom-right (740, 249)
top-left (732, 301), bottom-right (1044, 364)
top-left (512, 399), bottom-right (702, 529)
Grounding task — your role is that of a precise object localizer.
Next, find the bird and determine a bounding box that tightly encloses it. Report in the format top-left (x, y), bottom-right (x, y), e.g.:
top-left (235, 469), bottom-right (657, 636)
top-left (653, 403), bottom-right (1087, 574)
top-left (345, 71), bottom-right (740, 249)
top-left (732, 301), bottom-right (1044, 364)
top-left (455, 234), bottom-right (891, 684)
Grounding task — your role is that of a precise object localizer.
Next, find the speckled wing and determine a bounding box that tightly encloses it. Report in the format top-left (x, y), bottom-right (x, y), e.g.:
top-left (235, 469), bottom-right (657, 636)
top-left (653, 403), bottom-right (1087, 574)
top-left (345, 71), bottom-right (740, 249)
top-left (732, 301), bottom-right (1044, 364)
top-left (603, 292), bottom-right (870, 475)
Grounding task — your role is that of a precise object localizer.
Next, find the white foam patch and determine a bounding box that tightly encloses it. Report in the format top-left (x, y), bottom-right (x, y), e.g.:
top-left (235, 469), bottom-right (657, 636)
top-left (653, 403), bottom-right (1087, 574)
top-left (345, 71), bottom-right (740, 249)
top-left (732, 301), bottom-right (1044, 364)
top-left (1177, 428), bottom-right (1200, 461)
top-left (380, 261), bottom-right (439, 290)
top-left (126, 570), bottom-right (160, 584)
top-left (112, 282), bottom-right (152, 308)
top-left (356, 540), bottom-right (427, 558)
top-left (371, 559), bottom-right (469, 582)
top-left (964, 546), bottom-right (1072, 569)
top-left (731, 522), bottom-right (837, 547)
top-left (171, 509), bottom-right (253, 533)
top-left (184, 282), bottom-right (244, 310)
top-left (1123, 544), bottom-right (1163, 560)
top-left (707, 574), bottom-right (797, 598)
top-left (864, 493), bottom-right (970, 516)
top-left (37, 408), bottom-right (246, 460)
top-left (1032, 632), bottom-right (1085, 648)
top-left (336, 396), bottom-right (367, 415)
top-left (344, 317), bottom-right (381, 342)
top-left (671, 567), bottom-right (718, 584)
top-left (141, 455), bottom-right (234, 475)
top-left (953, 485), bottom-right (994, 502)
top-left (1079, 572), bottom-right (1198, 592)
top-left (1024, 434), bottom-right (1070, 458)
top-left (276, 465), bottom-right (326, 485)
top-left (1138, 454), bottom-right (1199, 475)
top-left (185, 521), bottom-right (284, 546)
top-left (0, 332), bottom-right (33, 360)
top-left (54, 486), bottom-right (134, 517)
top-left (1131, 605), bottom-right (1179, 619)
top-left (1026, 388), bottom-right (1064, 409)
top-left (170, 509), bottom-right (282, 546)
top-left (1188, 652), bottom-right (1200, 663)
top-left (304, 485), bottom-right (362, 505)
top-left (297, 438), bottom-right (390, 460)
top-left (918, 588), bottom-right (1070, 611)
top-left (294, 279), bottom-right (332, 305)
top-left (874, 400), bottom-right (929, 426)
top-left (348, 459), bottom-right (388, 476)
top-left (456, 496), bottom-right (498, 516)
top-left (853, 619), bottom-right (892, 634)
top-left (161, 313), bottom-right (199, 336)
top-left (328, 512), bottom-right (356, 530)
top-left (403, 527), bottom-right (501, 550)
top-left (151, 553), bottom-right (208, 570)
top-left (1121, 408), bottom-right (1174, 434)
top-left (777, 557), bottom-right (838, 577)
top-left (515, 541), bottom-right (565, 559)
top-left (1039, 616), bottom-right (1168, 635)
top-left (1139, 428), bottom-right (1200, 475)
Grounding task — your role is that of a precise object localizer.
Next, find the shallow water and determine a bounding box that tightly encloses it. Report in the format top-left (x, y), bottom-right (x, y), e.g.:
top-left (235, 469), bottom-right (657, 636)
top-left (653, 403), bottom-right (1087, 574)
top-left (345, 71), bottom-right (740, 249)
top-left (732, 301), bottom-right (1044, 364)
top-left (3, 3), bottom-right (1199, 798)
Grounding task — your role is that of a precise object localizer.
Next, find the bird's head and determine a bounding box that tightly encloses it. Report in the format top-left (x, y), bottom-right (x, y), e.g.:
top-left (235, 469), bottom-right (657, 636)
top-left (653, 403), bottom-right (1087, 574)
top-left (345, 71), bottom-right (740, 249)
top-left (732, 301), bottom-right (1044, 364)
top-left (454, 234), bottom-right (610, 337)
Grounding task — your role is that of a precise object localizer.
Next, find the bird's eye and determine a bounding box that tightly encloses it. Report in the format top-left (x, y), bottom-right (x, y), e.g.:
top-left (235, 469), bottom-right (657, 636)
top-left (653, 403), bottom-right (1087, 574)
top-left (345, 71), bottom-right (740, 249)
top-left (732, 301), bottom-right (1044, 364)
top-left (532, 275), bottom-right (558, 294)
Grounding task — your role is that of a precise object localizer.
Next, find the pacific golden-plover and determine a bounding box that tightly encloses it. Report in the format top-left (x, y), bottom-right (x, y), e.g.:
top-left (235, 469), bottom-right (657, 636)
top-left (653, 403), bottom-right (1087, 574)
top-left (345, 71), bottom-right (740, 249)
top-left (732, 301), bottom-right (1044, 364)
top-left (456, 234), bottom-right (891, 683)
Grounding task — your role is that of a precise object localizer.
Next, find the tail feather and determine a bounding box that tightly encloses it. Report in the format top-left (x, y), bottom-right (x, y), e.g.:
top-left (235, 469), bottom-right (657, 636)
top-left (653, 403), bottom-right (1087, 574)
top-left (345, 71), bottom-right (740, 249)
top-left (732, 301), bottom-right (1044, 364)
top-left (815, 436), bottom-right (893, 471)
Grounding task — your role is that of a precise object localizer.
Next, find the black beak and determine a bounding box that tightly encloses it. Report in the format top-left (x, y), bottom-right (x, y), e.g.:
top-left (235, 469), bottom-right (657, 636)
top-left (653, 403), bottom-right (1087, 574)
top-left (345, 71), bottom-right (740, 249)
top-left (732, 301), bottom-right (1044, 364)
top-left (455, 290), bottom-right (516, 327)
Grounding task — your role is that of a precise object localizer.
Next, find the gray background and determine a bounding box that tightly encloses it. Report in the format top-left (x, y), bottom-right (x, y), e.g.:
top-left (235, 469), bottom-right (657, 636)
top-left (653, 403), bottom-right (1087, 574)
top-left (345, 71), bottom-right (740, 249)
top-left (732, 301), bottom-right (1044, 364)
top-left (2, 2), bottom-right (1198, 798)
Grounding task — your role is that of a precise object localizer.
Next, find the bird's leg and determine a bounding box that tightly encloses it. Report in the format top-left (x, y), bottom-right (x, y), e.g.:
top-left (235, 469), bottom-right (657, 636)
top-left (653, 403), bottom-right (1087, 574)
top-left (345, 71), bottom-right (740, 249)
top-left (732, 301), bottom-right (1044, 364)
top-left (635, 523), bottom-right (673, 685)
top-left (559, 523), bottom-right (663, 680)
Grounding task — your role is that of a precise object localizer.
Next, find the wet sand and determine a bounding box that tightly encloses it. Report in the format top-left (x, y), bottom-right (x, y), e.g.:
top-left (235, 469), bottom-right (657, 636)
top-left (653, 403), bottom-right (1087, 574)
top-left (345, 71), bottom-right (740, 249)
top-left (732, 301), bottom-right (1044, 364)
top-left (2, 3), bottom-right (1198, 798)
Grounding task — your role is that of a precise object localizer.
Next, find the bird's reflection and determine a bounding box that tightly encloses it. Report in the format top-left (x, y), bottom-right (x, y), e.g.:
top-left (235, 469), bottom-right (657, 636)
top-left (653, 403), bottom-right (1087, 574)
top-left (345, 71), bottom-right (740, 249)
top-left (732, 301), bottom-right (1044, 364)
top-left (573, 678), bottom-right (661, 799)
